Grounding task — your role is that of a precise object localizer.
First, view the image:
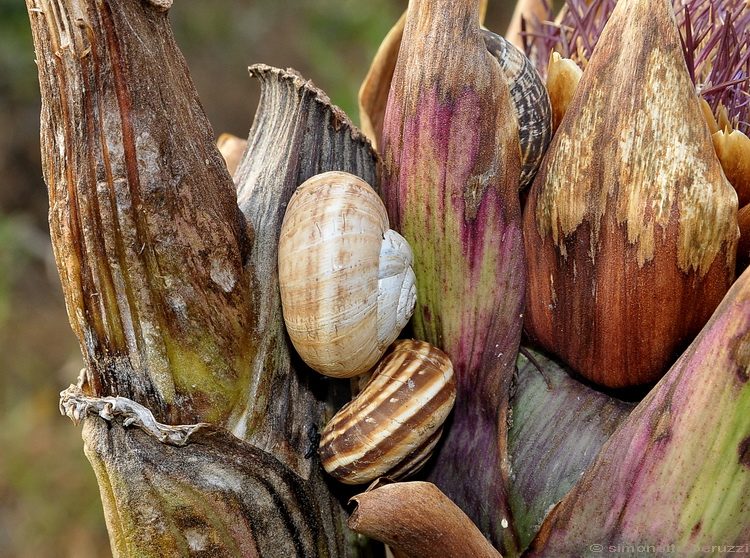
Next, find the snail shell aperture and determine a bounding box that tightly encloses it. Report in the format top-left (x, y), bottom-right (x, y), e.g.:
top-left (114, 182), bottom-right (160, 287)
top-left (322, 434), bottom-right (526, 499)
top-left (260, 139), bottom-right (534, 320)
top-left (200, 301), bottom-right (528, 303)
top-left (482, 29), bottom-right (553, 189)
top-left (278, 171), bottom-right (417, 378)
top-left (319, 339), bottom-right (456, 484)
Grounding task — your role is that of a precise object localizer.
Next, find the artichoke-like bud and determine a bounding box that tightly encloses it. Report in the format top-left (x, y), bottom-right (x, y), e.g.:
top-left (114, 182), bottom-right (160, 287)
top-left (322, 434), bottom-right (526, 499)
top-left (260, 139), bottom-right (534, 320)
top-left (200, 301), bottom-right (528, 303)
top-left (523, 0), bottom-right (739, 388)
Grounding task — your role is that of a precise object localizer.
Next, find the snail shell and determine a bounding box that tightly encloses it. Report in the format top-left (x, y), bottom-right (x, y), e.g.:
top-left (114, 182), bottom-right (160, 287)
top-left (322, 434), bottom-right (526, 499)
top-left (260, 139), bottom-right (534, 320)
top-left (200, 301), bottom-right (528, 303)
top-left (278, 171), bottom-right (417, 378)
top-left (319, 339), bottom-right (456, 484)
top-left (482, 29), bottom-right (552, 189)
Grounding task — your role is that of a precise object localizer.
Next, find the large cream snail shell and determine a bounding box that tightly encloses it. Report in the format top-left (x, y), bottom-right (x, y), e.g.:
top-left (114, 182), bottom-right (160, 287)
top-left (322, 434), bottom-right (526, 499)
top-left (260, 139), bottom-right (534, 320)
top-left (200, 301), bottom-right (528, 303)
top-left (319, 339), bottom-right (456, 484)
top-left (278, 171), bottom-right (417, 378)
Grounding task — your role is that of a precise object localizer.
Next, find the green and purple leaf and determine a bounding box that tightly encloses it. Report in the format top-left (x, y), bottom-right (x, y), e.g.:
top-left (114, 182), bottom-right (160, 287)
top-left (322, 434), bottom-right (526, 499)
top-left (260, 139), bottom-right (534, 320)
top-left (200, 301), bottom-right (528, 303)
top-left (380, 0), bottom-right (526, 552)
top-left (526, 264), bottom-right (750, 556)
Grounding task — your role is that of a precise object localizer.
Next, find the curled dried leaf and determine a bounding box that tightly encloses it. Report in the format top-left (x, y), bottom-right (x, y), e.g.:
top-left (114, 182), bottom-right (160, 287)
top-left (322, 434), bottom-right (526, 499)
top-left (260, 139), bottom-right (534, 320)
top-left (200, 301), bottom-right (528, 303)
top-left (349, 480), bottom-right (503, 558)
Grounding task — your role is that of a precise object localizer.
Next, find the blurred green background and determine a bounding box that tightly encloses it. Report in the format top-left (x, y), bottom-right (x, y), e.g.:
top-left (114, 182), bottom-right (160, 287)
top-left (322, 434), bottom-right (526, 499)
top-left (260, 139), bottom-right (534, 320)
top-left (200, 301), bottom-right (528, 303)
top-left (0, 1), bottom-right (514, 556)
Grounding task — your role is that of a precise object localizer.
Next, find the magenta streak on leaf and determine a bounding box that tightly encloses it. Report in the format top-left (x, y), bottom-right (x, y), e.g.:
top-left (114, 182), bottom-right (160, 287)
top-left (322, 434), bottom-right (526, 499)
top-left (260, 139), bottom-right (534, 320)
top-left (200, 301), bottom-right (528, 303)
top-left (388, 85), bottom-right (522, 380)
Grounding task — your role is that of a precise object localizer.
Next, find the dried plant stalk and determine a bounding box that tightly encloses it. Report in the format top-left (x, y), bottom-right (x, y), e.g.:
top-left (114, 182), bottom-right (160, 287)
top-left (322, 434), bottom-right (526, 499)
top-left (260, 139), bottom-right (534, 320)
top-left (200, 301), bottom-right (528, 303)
top-left (27, 0), bottom-right (254, 427)
top-left (234, 64), bottom-right (378, 475)
top-left (61, 386), bottom-right (346, 557)
top-left (27, 0), bottom-right (378, 556)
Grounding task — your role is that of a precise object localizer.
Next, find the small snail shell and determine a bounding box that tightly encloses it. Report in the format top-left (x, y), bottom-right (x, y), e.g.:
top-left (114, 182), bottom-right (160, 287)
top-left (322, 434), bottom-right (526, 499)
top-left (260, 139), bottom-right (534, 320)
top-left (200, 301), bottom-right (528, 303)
top-left (278, 171), bottom-right (417, 378)
top-left (319, 339), bottom-right (456, 485)
top-left (481, 29), bottom-right (553, 189)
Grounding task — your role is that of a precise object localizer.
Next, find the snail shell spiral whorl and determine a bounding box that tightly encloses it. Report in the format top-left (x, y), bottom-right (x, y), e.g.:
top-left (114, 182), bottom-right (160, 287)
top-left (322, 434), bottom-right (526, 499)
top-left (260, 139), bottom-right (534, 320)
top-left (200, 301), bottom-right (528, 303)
top-left (482, 29), bottom-right (552, 189)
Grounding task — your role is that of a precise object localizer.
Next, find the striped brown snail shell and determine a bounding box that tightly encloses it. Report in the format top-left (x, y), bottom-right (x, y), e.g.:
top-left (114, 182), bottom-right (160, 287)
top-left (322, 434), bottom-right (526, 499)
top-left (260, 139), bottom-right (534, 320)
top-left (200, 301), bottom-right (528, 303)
top-left (481, 29), bottom-right (552, 189)
top-left (278, 171), bottom-right (417, 378)
top-left (319, 339), bottom-right (456, 485)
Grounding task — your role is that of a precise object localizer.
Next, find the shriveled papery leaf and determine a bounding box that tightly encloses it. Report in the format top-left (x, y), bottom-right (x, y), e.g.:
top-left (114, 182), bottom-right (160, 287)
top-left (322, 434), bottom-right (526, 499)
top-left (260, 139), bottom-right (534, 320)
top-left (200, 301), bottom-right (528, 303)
top-left (358, 11), bottom-right (406, 149)
top-left (712, 128), bottom-right (750, 208)
top-left (26, 0), bottom-right (254, 427)
top-left (505, 0), bottom-right (549, 50)
top-left (233, 65), bottom-right (378, 476)
top-left (380, 0), bottom-right (525, 552)
top-left (526, 264), bottom-right (750, 557)
top-left (523, 0), bottom-right (738, 388)
top-left (61, 387), bottom-right (347, 558)
top-left (508, 349), bottom-right (635, 550)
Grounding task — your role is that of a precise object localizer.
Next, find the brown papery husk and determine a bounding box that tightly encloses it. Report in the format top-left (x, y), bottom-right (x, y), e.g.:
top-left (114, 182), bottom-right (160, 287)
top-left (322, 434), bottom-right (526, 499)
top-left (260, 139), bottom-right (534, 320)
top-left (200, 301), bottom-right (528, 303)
top-left (358, 11), bottom-right (405, 149)
top-left (522, 0), bottom-right (738, 388)
top-left (217, 133), bottom-right (248, 180)
top-left (505, 0), bottom-right (548, 50)
top-left (348, 480), bottom-right (503, 558)
top-left (545, 53), bottom-right (582, 135)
